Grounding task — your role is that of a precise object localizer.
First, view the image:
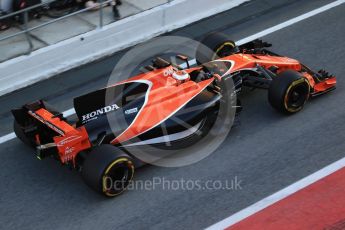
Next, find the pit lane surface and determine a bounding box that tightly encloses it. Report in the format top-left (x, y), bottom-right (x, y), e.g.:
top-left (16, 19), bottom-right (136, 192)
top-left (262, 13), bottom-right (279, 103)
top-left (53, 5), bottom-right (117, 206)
top-left (1, 0), bottom-right (345, 229)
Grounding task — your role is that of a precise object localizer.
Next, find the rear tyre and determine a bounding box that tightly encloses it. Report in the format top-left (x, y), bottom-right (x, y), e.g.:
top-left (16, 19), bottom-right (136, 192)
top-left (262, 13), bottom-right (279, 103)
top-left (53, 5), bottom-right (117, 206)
top-left (13, 121), bottom-right (35, 147)
top-left (196, 32), bottom-right (237, 65)
top-left (82, 145), bottom-right (135, 197)
top-left (268, 70), bottom-right (310, 114)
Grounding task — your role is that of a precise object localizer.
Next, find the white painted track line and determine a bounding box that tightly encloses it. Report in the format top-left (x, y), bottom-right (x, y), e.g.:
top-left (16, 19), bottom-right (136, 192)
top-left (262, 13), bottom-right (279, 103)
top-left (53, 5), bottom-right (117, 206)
top-left (206, 2), bottom-right (345, 228)
top-left (206, 156), bottom-right (345, 230)
top-left (62, 108), bottom-right (76, 117)
top-left (0, 0), bottom-right (344, 146)
top-left (236, 0), bottom-right (345, 45)
top-left (0, 133), bottom-right (16, 144)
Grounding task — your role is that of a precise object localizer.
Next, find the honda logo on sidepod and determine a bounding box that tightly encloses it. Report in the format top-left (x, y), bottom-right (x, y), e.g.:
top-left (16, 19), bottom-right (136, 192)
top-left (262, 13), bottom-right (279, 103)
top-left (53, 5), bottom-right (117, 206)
top-left (82, 104), bottom-right (120, 122)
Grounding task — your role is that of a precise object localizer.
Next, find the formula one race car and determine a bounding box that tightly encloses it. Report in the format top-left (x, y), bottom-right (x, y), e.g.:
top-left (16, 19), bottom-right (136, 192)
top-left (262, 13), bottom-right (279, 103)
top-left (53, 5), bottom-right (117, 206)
top-left (12, 33), bottom-right (336, 197)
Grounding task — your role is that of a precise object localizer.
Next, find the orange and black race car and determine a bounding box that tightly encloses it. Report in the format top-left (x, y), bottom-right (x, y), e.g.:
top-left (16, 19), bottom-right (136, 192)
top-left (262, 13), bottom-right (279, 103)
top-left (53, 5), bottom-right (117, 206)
top-left (12, 33), bottom-right (336, 196)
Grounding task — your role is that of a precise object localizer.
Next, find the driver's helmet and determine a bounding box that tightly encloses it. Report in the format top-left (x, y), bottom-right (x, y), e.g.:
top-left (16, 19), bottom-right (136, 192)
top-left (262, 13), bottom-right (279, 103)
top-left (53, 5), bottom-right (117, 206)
top-left (172, 70), bottom-right (190, 81)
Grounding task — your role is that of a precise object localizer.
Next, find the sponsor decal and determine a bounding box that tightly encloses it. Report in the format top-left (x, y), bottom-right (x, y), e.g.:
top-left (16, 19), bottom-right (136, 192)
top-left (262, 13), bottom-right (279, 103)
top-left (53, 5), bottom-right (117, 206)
top-left (125, 107), bottom-right (138, 115)
top-left (82, 104), bottom-right (120, 123)
top-left (62, 147), bottom-right (75, 161)
top-left (28, 110), bottom-right (45, 123)
top-left (28, 110), bottom-right (65, 135)
top-left (65, 146), bottom-right (75, 155)
top-left (57, 135), bottom-right (82, 146)
top-left (163, 66), bottom-right (175, 76)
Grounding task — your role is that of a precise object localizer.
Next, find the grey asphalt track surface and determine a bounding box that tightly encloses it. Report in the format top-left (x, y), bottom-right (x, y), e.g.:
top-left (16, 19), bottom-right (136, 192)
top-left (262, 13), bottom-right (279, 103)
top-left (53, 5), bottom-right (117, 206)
top-left (1, 0), bottom-right (345, 229)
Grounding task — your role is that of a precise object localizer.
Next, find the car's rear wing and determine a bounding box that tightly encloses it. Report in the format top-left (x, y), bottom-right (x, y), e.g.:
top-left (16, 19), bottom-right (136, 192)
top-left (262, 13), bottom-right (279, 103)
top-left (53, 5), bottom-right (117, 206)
top-left (12, 100), bottom-right (91, 165)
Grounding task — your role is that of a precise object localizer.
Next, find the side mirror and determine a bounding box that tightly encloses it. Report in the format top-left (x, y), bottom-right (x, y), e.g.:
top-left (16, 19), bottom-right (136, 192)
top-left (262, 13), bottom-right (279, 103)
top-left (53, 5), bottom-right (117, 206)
top-left (152, 57), bottom-right (171, 69)
top-left (176, 54), bottom-right (190, 69)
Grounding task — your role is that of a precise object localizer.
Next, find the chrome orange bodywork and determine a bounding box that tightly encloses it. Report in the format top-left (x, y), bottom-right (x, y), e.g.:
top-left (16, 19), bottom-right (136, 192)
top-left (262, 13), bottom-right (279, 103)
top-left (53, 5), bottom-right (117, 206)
top-left (221, 53), bottom-right (336, 93)
top-left (23, 50), bottom-right (336, 165)
top-left (110, 67), bottom-right (215, 144)
top-left (109, 52), bottom-right (336, 144)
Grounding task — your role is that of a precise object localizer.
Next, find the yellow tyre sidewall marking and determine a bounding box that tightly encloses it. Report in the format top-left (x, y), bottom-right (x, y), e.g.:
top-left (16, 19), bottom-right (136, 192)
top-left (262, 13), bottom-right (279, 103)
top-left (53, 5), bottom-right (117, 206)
top-left (284, 78), bottom-right (310, 113)
top-left (212, 42), bottom-right (235, 60)
top-left (102, 157), bottom-right (135, 197)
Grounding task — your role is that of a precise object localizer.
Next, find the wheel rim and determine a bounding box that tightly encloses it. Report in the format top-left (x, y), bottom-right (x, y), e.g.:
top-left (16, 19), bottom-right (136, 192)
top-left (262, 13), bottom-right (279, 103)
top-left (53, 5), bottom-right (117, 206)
top-left (285, 80), bottom-right (310, 112)
top-left (102, 158), bottom-right (134, 196)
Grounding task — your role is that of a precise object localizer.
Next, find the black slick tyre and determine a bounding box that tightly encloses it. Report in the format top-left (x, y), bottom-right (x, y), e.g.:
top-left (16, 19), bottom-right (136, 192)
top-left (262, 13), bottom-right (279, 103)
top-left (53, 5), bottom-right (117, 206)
top-left (196, 32), bottom-right (237, 65)
top-left (82, 145), bottom-right (135, 197)
top-left (268, 70), bottom-right (310, 114)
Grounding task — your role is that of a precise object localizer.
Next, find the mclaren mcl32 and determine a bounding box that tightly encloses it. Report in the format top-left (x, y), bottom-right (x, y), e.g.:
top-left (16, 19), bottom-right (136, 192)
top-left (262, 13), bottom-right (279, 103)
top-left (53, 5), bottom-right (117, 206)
top-left (12, 33), bottom-right (336, 196)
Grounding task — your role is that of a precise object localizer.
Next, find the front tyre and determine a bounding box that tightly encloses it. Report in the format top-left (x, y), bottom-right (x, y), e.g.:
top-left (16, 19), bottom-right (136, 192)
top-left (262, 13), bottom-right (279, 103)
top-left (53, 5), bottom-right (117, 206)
top-left (268, 70), bottom-right (310, 114)
top-left (196, 32), bottom-right (237, 65)
top-left (82, 145), bottom-right (135, 197)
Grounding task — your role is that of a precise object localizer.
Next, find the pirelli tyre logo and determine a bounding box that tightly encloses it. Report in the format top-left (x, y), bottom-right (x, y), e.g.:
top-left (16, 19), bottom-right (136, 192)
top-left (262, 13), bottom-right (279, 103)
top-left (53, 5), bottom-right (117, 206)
top-left (82, 104), bottom-right (120, 123)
